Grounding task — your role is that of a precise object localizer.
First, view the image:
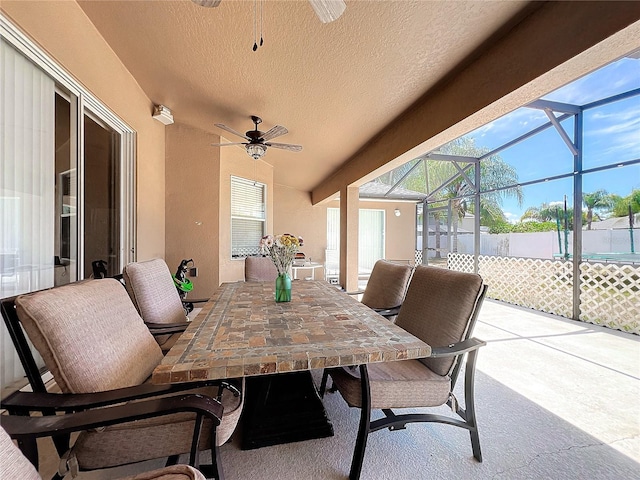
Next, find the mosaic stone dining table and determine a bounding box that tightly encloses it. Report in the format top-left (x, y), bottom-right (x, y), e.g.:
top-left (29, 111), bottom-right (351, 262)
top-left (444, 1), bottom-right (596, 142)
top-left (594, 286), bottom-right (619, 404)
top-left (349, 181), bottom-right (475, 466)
top-left (152, 280), bottom-right (431, 385)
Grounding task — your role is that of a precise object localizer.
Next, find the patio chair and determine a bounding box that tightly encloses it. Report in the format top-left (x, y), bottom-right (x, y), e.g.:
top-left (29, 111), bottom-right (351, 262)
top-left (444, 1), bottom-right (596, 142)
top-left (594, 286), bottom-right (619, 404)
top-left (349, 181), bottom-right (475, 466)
top-left (349, 259), bottom-right (413, 319)
top-left (122, 258), bottom-right (206, 353)
top-left (1, 278), bottom-right (243, 480)
top-left (244, 255), bottom-right (277, 281)
top-left (319, 259), bottom-right (413, 394)
top-left (0, 412), bottom-right (209, 480)
top-left (327, 265), bottom-right (487, 480)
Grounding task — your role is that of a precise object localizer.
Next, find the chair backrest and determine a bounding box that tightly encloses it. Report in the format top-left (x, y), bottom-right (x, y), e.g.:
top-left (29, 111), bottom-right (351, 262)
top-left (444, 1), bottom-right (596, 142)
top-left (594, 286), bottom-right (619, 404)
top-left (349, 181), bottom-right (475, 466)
top-left (395, 265), bottom-right (485, 377)
top-left (244, 256), bottom-right (278, 281)
top-left (123, 258), bottom-right (186, 325)
top-left (0, 426), bottom-right (41, 480)
top-left (360, 260), bottom-right (413, 310)
top-left (12, 279), bottom-right (163, 393)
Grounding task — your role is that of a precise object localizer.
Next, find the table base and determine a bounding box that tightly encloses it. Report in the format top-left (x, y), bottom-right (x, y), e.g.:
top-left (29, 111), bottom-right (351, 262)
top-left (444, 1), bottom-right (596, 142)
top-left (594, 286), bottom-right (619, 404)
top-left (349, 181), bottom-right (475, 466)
top-left (241, 371), bottom-right (334, 450)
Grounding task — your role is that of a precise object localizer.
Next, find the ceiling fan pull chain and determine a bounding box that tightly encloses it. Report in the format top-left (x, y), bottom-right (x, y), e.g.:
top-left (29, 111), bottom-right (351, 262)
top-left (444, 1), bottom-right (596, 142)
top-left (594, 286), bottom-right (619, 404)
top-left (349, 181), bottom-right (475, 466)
top-left (260, 0), bottom-right (264, 47)
top-left (253, 0), bottom-right (258, 51)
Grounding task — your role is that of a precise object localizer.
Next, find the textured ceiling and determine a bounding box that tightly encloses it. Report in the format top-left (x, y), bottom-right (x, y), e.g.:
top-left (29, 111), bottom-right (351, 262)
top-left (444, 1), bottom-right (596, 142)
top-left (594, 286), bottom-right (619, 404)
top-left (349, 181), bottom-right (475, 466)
top-left (77, 0), bottom-right (531, 192)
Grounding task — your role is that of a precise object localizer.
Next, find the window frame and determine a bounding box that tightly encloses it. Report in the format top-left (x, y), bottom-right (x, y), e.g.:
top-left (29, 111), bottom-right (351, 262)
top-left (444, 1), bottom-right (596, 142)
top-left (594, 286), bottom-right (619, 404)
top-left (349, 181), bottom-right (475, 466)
top-left (230, 175), bottom-right (267, 259)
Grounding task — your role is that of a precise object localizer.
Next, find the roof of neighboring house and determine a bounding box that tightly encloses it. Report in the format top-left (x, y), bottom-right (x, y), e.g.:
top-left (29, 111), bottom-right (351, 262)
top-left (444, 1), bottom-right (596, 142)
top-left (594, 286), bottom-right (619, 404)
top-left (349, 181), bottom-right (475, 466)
top-left (588, 213), bottom-right (640, 230)
top-left (359, 182), bottom-right (425, 201)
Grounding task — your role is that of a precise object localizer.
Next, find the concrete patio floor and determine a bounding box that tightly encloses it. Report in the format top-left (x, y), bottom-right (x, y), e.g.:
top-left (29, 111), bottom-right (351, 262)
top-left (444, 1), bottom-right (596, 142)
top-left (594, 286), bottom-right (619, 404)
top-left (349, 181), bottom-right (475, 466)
top-left (473, 299), bottom-right (639, 470)
top-left (34, 299), bottom-right (640, 479)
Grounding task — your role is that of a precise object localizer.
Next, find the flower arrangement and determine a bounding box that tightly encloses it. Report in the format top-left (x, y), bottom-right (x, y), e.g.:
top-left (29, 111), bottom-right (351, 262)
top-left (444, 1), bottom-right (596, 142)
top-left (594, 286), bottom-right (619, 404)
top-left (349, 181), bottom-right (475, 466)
top-left (260, 233), bottom-right (303, 276)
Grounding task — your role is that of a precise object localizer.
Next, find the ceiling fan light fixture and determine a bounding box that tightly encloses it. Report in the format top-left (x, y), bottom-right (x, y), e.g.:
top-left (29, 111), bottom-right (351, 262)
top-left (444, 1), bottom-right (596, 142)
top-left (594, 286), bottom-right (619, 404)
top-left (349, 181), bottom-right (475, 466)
top-left (246, 144), bottom-right (267, 160)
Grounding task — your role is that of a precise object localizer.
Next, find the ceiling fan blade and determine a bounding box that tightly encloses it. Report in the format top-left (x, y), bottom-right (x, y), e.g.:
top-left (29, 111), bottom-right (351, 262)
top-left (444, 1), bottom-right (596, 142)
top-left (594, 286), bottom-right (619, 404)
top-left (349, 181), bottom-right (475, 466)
top-left (309, 0), bottom-right (346, 23)
top-left (260, 125), bottom-right (288, 142)
top-left (210, 142), bottom-right (247, 147)
top-left (265, 142), bottom-right (303, 152)
top-left (191, 0), bottom-right (222, 7)
top-left (214, 123), bottom-right (251, 141)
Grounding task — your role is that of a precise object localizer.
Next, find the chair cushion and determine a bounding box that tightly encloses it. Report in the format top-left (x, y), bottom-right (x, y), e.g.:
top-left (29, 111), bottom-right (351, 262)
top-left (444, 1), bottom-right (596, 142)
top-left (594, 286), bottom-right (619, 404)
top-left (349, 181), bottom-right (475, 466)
top-left (15, 279), bottom-right (163, 393)
top-left (330, 360), bottom-right (451, 409)
top-left (123, 259), bottom-right (187, 326)
top-left (395, 266), bottom-right (483, 376)
top-left (360, 260), bottom-right (412, 310)
top-left (244, 256), bottom-right (278, 282)
top-left (0, 426), bottom-right (41, 480)
top-left (72, 381), bottom-right (244, 469)
top-left (124, 464), bottom-right (206, 480)
top-left (216, 378), bottom-right (245, 445)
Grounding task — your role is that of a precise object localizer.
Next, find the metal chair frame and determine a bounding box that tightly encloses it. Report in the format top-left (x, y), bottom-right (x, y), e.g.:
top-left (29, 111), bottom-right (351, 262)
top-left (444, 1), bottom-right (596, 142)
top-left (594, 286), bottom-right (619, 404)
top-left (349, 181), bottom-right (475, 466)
top-left (325, 283), bottom-right (488, 480)
top-left (1, 292), bottom-right (230, 480)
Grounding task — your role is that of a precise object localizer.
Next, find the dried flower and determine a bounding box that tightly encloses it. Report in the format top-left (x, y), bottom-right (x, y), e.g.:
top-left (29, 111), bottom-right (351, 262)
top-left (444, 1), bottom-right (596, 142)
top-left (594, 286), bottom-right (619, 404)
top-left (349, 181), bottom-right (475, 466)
top-left (259, 233), bottom-right (301, 275)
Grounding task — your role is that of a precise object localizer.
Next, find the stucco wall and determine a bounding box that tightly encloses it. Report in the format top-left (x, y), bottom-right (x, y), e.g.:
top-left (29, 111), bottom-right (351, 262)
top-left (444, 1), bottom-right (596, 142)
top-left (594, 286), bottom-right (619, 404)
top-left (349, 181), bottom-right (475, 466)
top-left (360, 201), bottom-right (416, 263)
top-left (273, 185), bottom-right (327, 266)
top-left (1, 1), bottom-right (166, 260)
top-left (218, 145), bottom-right (274, 284)
top-left (326, 200), bottom-right (417, 266)
top-left (165, 123), bottom-right (221, 297)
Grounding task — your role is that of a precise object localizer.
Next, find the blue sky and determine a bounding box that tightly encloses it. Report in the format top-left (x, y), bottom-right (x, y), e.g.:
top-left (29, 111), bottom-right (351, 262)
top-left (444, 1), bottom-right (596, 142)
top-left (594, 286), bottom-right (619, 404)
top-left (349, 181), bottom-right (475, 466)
top-left (466, 56), bottom-right (640, 222)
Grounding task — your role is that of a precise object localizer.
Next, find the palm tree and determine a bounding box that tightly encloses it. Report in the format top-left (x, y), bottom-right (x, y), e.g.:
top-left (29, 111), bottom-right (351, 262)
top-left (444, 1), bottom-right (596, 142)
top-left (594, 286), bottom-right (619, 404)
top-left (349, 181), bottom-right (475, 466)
top-left (374, 137), bottom-right (522, 256)
top-left (428, 138), bottom-right (523, 252)
top-left (583, 190), bottom-right (614, 230)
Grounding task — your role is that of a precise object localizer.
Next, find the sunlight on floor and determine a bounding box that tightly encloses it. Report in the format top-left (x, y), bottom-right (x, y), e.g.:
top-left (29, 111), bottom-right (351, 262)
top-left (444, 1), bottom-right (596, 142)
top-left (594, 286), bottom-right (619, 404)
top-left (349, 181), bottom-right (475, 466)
top-left (474, 300), bottom-right (640, 462)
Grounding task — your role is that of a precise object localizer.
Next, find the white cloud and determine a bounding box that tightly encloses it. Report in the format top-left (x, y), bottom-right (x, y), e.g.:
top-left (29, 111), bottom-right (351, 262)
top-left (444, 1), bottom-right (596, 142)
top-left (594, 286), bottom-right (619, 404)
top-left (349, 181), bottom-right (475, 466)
top-left (504, 211), bottom-right (519, 224)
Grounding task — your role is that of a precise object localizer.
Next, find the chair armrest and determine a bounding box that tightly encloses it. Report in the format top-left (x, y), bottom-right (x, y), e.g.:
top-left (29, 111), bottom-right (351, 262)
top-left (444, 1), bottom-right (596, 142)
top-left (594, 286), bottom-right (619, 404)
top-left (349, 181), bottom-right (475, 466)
top-left (371, 306), bottom-right (401, 319)
top-left (428, 337), bottom-right (486, 358)
top-left (183, 298), bottom-right (209, 305)
top-left (218, 381), bottom-right (241, 398)
top-left (145, 321), bottom-right (190, 335)
top-left (1, 393), bottom-right (223, 441)
top-left (344, 290), bottom-right (365, 296)
top-left (1, 380), bottom-right (231, 413)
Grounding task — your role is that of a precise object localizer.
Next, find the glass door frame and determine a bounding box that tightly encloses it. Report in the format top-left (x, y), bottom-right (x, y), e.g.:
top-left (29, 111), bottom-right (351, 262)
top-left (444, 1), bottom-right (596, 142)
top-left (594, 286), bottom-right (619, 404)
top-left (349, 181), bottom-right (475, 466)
top-left (2, 14), bottom-right (137, 279)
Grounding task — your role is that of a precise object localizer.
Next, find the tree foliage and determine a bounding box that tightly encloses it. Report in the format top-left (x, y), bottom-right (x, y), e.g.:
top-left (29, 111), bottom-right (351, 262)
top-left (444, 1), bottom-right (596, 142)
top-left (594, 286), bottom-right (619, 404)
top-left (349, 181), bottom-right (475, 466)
top-left (612, 189), bottom-right (640, 217)
top-left (489, 220), bottom-right (558, 234)
top-left (583, 189), bottom-right (615, 229)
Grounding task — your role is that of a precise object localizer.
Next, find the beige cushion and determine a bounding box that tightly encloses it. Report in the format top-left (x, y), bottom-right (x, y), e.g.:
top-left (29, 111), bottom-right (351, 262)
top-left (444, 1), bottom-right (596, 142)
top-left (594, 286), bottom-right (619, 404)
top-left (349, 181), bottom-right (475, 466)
top-left (395, 266), bottom-right (483, 376)
top-left (216, 378), bottom-right (245, 445)
top-left (0, 424), bottom-right (206, 480)
top-left (72, 381), bottom-right (244, 468)
top-left (330, 360), bottom-right (451, 409)
top-left (244, 256), bottom-right (278, 282)
top-left (123, 259), bottom-right (187, 351)
top-left (13, 279), bottom-right (242, 472)
top-left (15, 279), bottom-right (163, 393)
top-left (360, 260), bottom-right (413, 310)
top-left (125, 465), bottom-right (206, 480)
top-left (0, 426), bottom-right (40, 480)
top-left (123, 259), bottom-right (187, 325)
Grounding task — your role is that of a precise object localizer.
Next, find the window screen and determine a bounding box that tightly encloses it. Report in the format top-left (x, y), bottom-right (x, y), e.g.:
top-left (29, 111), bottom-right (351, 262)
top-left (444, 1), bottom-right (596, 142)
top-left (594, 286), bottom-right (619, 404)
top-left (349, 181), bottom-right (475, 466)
top-left (231, 176), bottom-right (266, 258)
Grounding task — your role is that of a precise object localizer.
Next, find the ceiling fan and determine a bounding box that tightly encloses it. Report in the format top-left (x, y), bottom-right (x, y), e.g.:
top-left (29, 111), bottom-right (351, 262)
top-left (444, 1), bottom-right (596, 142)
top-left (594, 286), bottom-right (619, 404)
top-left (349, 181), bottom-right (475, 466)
top-left (191, 0), bottom-right (346, 24)
top-left (212, 115), bottom-right (302, 160)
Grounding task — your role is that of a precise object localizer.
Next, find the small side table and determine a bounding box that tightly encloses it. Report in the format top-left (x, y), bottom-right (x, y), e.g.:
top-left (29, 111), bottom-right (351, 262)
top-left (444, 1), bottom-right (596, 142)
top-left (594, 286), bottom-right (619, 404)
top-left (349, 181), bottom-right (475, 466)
top-left (291, 262), bottom-right (324, 280)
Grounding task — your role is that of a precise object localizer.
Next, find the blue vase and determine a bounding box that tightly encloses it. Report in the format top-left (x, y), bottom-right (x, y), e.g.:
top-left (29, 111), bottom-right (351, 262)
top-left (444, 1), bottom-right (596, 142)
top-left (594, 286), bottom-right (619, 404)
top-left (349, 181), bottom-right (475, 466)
top-left (275, 273), bottom-right (292, 302)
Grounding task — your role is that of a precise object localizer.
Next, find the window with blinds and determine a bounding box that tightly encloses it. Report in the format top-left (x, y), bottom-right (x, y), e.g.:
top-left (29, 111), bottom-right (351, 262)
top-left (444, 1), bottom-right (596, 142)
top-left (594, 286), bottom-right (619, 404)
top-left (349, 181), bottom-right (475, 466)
top-left (231, 176), bottom-right (266, 258)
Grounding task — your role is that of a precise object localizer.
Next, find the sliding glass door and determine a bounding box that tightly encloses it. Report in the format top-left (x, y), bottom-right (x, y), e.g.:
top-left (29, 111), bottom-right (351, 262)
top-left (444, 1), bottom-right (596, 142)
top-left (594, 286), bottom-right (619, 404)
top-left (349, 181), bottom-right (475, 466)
top-left (1, 23), bottom-right (135, 392)
top-left (83, 113), bottom-right (121, 279)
